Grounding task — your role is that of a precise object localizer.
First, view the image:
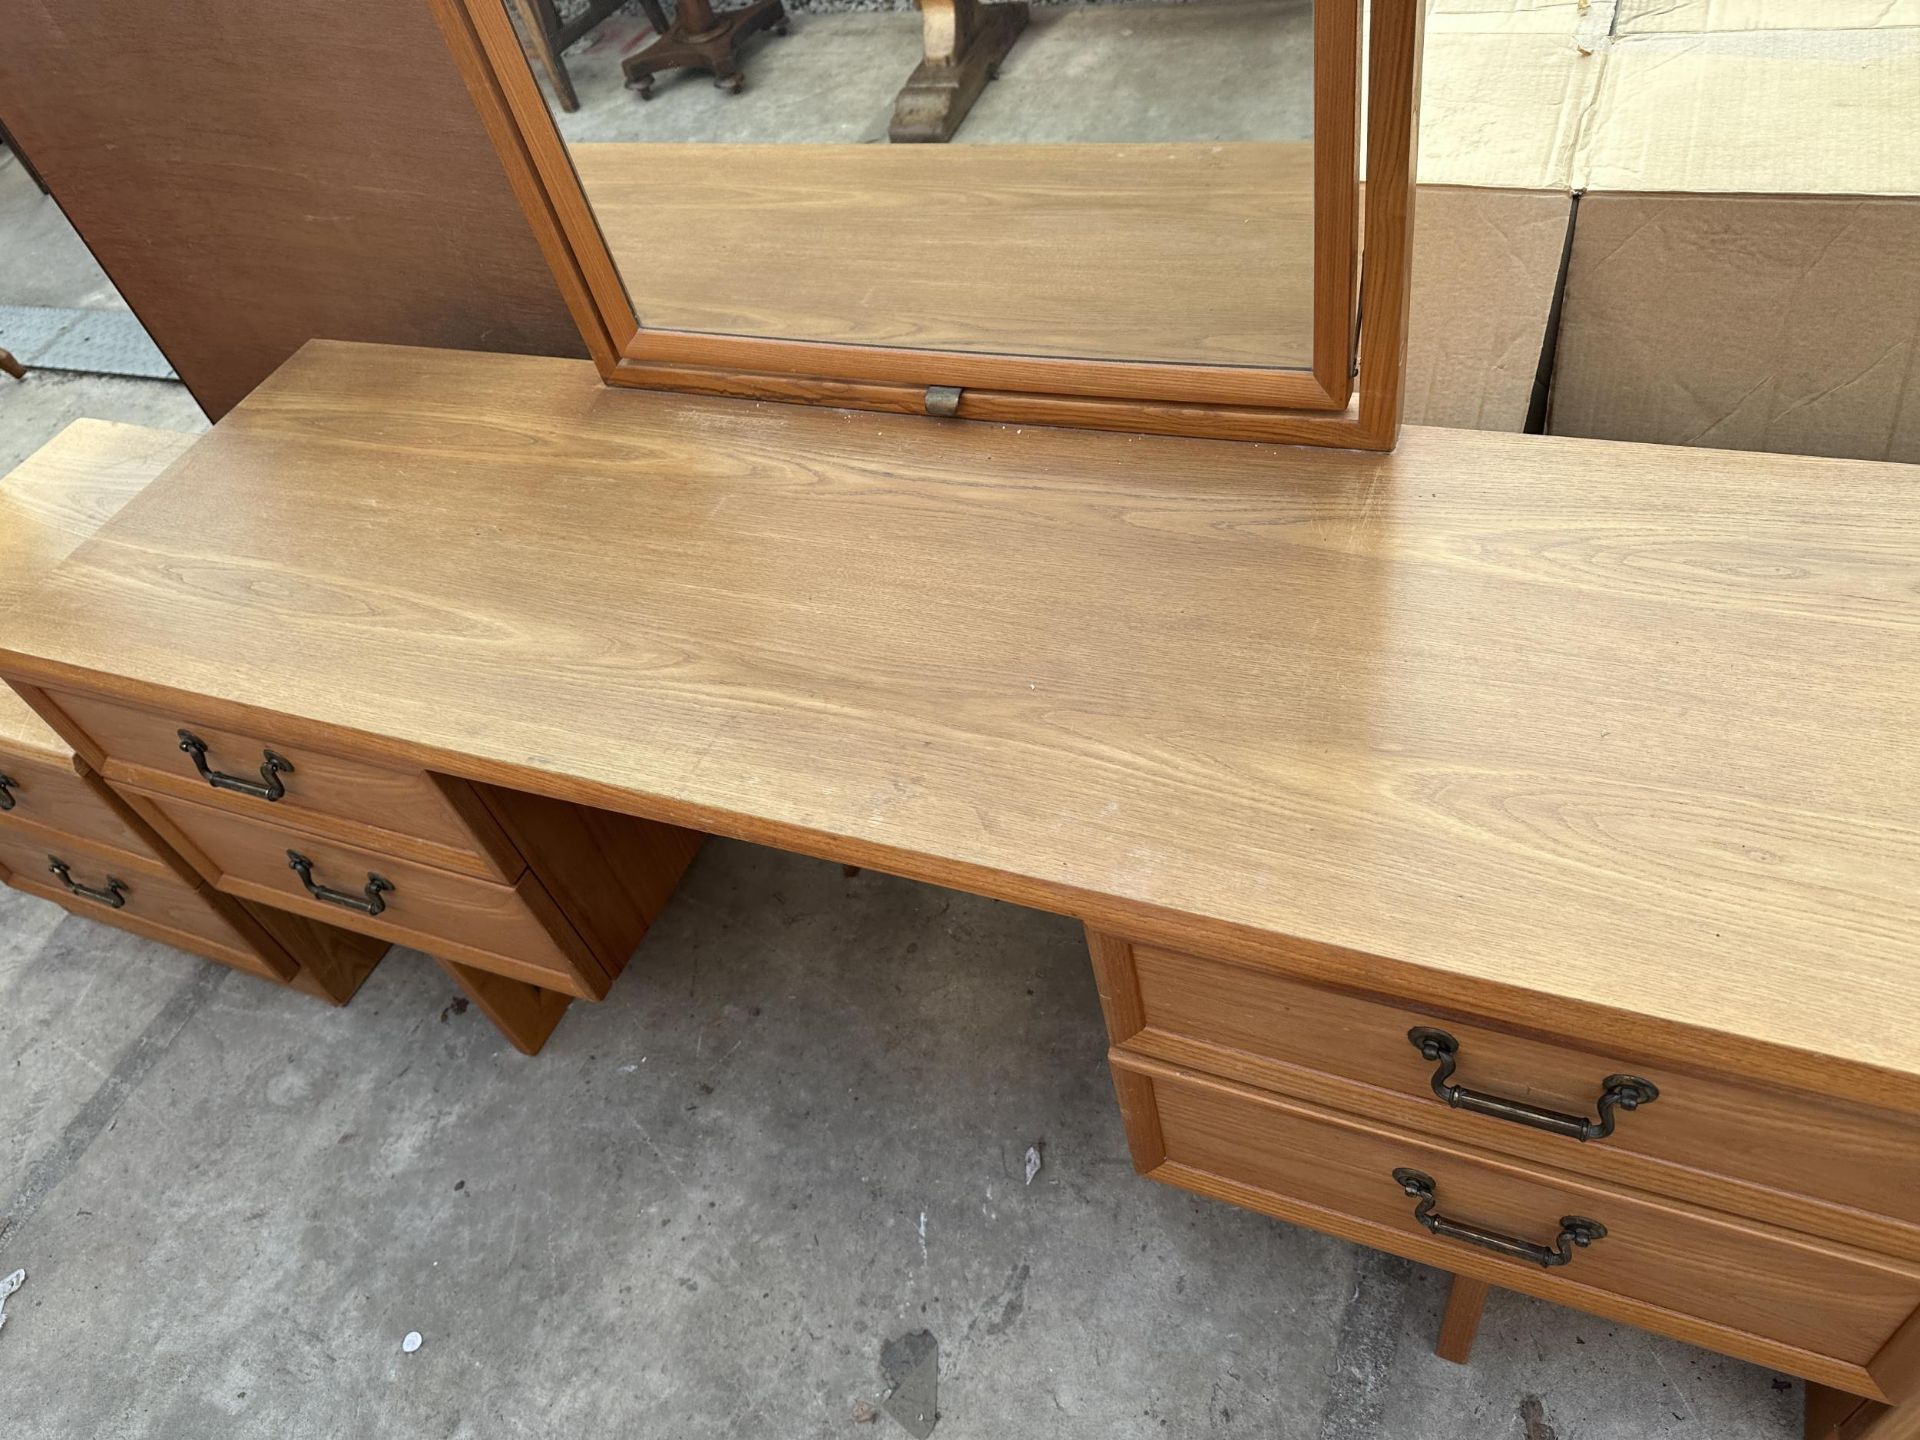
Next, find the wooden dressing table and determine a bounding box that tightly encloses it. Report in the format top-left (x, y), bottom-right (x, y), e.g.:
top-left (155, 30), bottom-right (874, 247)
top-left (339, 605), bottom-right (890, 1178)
top-left (1, 340), bottom-right (1916, 1433)
top-left (4, 0), bottom-right (1910, 1429)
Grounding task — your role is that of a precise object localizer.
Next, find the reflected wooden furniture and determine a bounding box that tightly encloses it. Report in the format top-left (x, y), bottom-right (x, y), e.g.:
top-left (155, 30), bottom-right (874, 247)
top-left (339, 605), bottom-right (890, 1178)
top-left (505, 0), bottom-right (664, 113)
top-left (568, 142), bottom-right (1315, 367)
top-left (0, 421), bottom-right (386, 1003)
top-left (889, 0), bottom-right (1029, 143)
top-left (1, 341), bottom-right (1917, 1431)
top-left (620, 0), bottom-right (788, 98)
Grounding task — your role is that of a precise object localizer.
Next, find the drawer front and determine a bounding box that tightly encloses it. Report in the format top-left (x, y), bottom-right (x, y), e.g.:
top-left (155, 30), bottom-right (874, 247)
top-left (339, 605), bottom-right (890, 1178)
top-left (134, 791), bottom-right (605, 998)
top-left (1128, 1059), bottom-right (1920, 1381)
top-left (0, 830), bottom-right (287, 980)
top-left (45, 688), bottom-right (519, 882)
top-left (0, 750), bottom-right (152, 857)
top-left (1103, 935), bottom-right (1920, 1232)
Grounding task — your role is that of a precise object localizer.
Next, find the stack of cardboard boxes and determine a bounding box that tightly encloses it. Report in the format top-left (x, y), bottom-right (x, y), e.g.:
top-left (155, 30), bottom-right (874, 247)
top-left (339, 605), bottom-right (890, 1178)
top-left (1403, 0), bottom-right (1919, 462)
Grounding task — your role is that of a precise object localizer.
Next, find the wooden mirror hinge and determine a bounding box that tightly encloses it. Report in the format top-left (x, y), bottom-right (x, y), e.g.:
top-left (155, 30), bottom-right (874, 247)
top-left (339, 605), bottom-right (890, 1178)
top-left (925, 385), bottom-right (964, 418)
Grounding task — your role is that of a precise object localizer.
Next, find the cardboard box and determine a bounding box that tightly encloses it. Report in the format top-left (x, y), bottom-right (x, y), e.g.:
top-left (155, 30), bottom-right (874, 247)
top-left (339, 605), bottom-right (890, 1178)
top-left (1397, 1), bottom-right (1597, 432)
top-left (1553, 7), bottom-right (1920, 461)
top-left (1404, 187), bottom-right (1571, 432)
top-left (1407, 0), bottom-right (1920, 461)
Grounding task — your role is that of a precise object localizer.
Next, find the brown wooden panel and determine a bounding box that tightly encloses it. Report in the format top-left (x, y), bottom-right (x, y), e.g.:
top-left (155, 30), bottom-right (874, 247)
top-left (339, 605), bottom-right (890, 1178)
top-left (47, 687), bottom-right (522, 882)
top-left (0, 0), bottom-right (582, 419)
top-left (1127, 1058), bottom-right (1920, 1396)
top-left (1108, 936), bottom-right (1920, 1254)
top-left (475, 783), bottom-right (703, 978)
top-left (243, 902), bottom-right (390, 1007)
top-left (130, 788), bottom-right (604, 998)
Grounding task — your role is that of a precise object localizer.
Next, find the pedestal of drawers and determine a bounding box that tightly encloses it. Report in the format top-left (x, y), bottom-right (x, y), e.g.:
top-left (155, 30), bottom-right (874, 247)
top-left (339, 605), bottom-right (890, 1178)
top-left (17, 681), bottom-right (703, 1054)
top-left (1087, 927), bottom-right (1920, 1407)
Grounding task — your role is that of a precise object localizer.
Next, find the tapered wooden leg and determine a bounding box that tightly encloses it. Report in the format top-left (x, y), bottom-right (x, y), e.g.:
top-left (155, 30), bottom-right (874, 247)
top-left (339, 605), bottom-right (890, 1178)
top-left (1435, 1274), bottom-right (1491, 1364)
top-left (433, 956), bottom-right (573, 1056)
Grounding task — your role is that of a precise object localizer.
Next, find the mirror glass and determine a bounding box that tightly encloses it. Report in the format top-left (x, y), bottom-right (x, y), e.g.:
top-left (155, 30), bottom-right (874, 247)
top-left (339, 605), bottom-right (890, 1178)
top-left (504, 0), bottom-right (1316, 371)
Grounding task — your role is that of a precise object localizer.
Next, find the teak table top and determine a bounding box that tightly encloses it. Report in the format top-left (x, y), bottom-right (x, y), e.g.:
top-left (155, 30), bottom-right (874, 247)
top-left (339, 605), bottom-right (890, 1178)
top-left (568, 142), bottom-right (1317, 369)
top-left (0, 420), bottom-right (195, 761)
top-left (2, 342), bottom-right (1915, 1107)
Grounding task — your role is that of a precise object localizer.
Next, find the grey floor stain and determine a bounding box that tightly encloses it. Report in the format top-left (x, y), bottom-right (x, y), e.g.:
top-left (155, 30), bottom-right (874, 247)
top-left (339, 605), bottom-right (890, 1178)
top-left (880, 1328), bottom-right (940, 1438)
top-left (984, 1262), bottom-right (1030, 1337)
top-left (1520, 1394), bottom-right (1559, 1440)
top-left (0, 958), bottom-right (227, 1247)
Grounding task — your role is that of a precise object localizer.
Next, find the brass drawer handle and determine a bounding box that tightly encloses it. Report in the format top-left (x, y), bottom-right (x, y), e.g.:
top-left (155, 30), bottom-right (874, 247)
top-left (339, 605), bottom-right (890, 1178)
top-left (1392, 1168), bottom-right (1606, 1269)
top-left (47, 856), bottom-right (128, 909)
top-left (178, 729), bottom-right (294, 802)
top-left (287, 850), bottom-right (393, 917)
top-left (1408, 1027), bottom-right (1658, 1142)
top-left (0, 772), bottom-right (16, 810)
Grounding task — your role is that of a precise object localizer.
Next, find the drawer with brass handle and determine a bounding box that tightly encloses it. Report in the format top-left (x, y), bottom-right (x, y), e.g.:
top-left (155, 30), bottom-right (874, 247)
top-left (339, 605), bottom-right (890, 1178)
top-left (1112, 1054), bottom-right (1920, 1398)
top-left (127, 789), bottom-right (610, 999)
top-left (36, 687), bottom-right (522, 882)
top-left (0, 828), bottom-right (294, 983)
top-left (1088, 930), bottom-right (1920, 1249)
top-left (0, 749), bottom-right (155, 856)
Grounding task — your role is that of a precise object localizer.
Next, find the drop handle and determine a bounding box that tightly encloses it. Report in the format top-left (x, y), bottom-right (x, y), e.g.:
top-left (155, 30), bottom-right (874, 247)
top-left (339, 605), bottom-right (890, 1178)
top-left (287, 850), bottom-right (393, 917)
top-left (1408, 1028), bottom-right (1658, 1142)
top-left (1392, 1169), bottom-right (1606, 1269)
top-left (178, 729), bottom-right (294, 802)
top-left (0, 772), bottom-right (16, 810)
top-left (47, 857), bottom-right (128, 909)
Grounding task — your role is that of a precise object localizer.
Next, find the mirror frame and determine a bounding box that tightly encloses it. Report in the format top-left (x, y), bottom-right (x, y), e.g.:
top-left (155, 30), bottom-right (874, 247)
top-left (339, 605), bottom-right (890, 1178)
top-left (428, 0), bottom-right (1419, 448)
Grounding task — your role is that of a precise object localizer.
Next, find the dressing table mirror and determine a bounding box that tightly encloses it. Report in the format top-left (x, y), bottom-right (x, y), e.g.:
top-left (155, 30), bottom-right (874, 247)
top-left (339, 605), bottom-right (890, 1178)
top-left (426, 0), bottom-right (1419, 446)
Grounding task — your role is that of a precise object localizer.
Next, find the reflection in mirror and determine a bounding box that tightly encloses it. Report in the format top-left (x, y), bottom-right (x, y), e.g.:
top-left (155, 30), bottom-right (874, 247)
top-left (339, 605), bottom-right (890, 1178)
top-left (502, 0), bottom-right (1319, 370)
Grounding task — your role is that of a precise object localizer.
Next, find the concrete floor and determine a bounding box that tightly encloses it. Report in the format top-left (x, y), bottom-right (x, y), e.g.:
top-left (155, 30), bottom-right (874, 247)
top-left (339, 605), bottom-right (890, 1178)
top-left (0, 60), bottom-right (1803, 1440)
top-left (550, 0), bottom-right (1314, 143)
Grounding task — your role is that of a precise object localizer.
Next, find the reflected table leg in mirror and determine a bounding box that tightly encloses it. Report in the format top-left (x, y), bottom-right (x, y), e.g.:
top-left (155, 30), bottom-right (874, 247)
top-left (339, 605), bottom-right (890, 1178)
top-left (889, 0), bottom-right (1030, 142)
top-left (621, 0), bottom-right (790, 97)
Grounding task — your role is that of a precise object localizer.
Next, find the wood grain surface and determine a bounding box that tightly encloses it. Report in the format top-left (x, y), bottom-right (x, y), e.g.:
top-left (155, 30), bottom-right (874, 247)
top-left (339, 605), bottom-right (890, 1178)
top-left (0, 422), bottom-right (193, 760)
top-left (571, 142), bottom-right (1316, 369)
top-left (3, 341), bottom-right (1917, 1110)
